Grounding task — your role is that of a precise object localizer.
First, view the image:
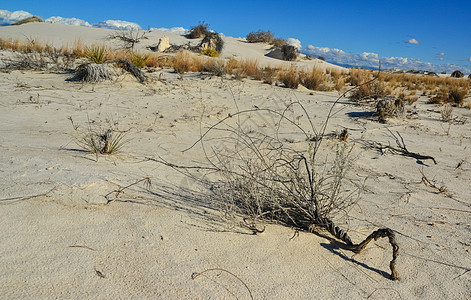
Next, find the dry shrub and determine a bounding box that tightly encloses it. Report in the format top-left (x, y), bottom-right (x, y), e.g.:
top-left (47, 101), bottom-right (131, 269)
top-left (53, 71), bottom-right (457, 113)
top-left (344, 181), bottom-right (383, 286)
top-left (441, 104), bottom-right (453, 122)
top-left (272, 38), bottom-right (287, 47)
top-left (281, 45), bottom-right (298, 61)
top-left (277, 65), bottom-right (300, 89)
top-left (238, 59), bottom-right (260, 78)
top-left (347, 68), bottom-right (371, 86)
top-left (202, 59), bottom-right (226, 76)
top-left (224, 58), bottom-right (239, 74)
top-left (299, 67), bottom-right (325, 90)
top-left (169, 95), bottom-right (400, 280)
top-left (173, 50), bottom-right (192, 74)
top-left (261, 66), bottom-right (278, 84)
top-left (144, 53), bottom-right (161, 68)
top-left (451, 70), bottom-right (464, 78)
top-left (430, 86), bottom-right (467, 106)
top-left (72, 63), bottom-right (116, 82)
top-left (130, 52), bottom-right (149, 68)
top-left (448, 88), bottom-right (467, 106)
top-left (187, 22), bottom-right (210, 39)
top-left (246, 30), bottom-right (274, 43)
top-left (376, 97), bottom-right (405, 123)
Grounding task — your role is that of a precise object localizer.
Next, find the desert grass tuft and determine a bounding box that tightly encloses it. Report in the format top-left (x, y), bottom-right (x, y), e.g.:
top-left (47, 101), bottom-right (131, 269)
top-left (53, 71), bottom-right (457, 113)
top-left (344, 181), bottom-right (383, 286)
top-left (86, 45), bottom-right (108, 64)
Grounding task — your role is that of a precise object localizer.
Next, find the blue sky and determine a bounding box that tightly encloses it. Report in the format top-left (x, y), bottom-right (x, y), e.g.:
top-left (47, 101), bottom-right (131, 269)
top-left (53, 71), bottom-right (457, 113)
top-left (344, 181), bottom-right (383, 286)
top-left (1, 0), bottom-right (470, 73)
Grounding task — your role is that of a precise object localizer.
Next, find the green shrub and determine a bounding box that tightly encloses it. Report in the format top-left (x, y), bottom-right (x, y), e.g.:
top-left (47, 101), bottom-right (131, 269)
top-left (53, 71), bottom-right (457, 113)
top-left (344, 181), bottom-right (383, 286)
top-left (86, 45), bottom-right (107, 64)
top-left (200, 48), bottom-right (219, 57)
top-left (130, 52), bottom-right (149, 68)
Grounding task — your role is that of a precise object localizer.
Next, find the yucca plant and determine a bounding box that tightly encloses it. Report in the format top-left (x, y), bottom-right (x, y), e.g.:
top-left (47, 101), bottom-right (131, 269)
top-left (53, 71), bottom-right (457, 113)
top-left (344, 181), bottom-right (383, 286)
top-left (79, 129), bottom-right (126, 154)
top-left (86, 45), bottom-right (107, 64)
top-left (130, 52), bottom-right (149, 68)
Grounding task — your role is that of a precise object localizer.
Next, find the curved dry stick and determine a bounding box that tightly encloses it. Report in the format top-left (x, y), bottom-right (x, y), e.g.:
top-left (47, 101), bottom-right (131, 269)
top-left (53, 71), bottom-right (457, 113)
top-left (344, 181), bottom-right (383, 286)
top-left (310, 217), bottom-right (399, 280)
top-left (191, 268), bottom-right (254, 300)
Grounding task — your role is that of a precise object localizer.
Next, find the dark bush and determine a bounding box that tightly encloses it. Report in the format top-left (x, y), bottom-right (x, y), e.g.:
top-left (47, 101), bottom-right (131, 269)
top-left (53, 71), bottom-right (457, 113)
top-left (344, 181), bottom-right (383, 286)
top-left (199, 32), bottom-right (224, 53)
top-left (451, 70), bottom-right (464, 78)
top-left (448, 88), bottom-right (467, 105)
top-left (246, 30), bottom-right (274, 43)
top-left (318, 56), bottom-right (325, 61)
top-left (187, 22), bottom-right (210, 39)
top-left (281, 45), bottom-right (298, 61)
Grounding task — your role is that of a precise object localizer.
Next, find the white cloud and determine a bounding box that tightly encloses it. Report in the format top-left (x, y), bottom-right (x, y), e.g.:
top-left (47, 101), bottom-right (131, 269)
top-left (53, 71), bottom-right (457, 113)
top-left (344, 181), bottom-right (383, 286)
top-left (467, 57), bottom-right (471, 62)
top-left (0, 9), bottom-right (33, 25)
top-left (46, 16), bottom-right (91, 27)
top-left (287, 38), bottom-right (301, 49)
top-left (150, 27), bottom-right (188, 35)
top-left (436, 52), bottom-right (445, 61)
top-left (93, 20), bottom-right (141, 31)
top-left (302, 44), bottom-right (471, 74)
top-left (408, 38), bottom-right (419, 45)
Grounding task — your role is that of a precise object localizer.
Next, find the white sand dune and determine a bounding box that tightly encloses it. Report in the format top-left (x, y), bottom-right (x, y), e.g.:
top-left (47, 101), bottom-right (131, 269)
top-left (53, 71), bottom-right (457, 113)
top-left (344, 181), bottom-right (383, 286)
top-left (0, 23), bottom-right (470, 299)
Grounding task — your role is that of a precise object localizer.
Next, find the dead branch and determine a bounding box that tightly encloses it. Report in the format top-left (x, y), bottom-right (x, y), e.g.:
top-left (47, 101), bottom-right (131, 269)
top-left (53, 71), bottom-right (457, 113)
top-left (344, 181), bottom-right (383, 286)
top-left (362, 130), bottom-right (437, 165)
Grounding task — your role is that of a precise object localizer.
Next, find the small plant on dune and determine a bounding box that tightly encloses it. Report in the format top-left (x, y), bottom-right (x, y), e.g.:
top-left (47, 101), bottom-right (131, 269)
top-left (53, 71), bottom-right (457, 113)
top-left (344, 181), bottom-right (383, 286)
top-left (237, 59), bottom-right (260, 78)
top-left (448, 87), bottom-right (467, 106)
top-left (69, 116), bottom-right (127, 156)
top-left (153, 77), bottom-right (400, 280)
top-left (272, 38), bottom-right (287, 47)
top-left (299, 67), bottom-right (325, 90)
top-left (173, 50), bottom-right (192, 74)
top-left (187, 22), bottom-right (210, 39)
top-left (86, 45), bottom-right (108, 64)
top-left (441, 103), bottom-right (453, 122)
top-left (202, 59), bottom-right (226, 76)
top-left (79, 129), bottom-right (126, 155)
top-left (451, 70), bottom-right (464, 78)
top-left (200, 48), bottom-right (219, 57)
top-left (261, 66), bottom-right (278, 84)
top-left (224, 58), bottom-right (239, 74)
top-left (277, 65), bottom-right (300, 89)
top-left (281, 45), bottom-right (298, 61)
top-left (130, 52), bottom-right (149, 68)
top-left (246, 30), bottom-right (274, 43)
top-left (107, 29), bottom-right (147, 51)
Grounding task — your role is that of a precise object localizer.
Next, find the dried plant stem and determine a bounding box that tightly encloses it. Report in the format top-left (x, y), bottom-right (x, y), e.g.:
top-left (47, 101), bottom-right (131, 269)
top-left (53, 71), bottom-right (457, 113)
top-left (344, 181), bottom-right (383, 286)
top-left (191, 268), bottom-right (253, 300)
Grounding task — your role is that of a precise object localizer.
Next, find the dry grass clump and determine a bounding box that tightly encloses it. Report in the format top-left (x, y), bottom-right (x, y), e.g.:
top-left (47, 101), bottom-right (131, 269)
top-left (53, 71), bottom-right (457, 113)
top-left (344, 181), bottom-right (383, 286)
top-left (129, 52), bottom-right (149, 68)
top-left (261, 66), bottom-right (278, 84)
top-left (299, 67), bottom-right (326, 90)
top-left (236, 59), bottom-right (260, 79)
top-left (277, 65), bottom-right (300, 88)
top-left (173, 50), bottom-right (193, 74)
top-left (430, 85), bottom-right (468, 106)
top-left (202, 59), bottom-right (226, 76)
top-left (347, 68), bottom-right (372, 86)
top-left (224, 58), bottom-right (239, 74)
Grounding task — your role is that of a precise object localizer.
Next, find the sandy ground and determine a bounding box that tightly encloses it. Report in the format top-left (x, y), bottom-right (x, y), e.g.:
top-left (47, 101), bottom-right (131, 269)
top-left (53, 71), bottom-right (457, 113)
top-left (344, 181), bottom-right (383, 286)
top-left (1, 23), bottom-right (470, 299)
